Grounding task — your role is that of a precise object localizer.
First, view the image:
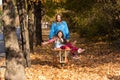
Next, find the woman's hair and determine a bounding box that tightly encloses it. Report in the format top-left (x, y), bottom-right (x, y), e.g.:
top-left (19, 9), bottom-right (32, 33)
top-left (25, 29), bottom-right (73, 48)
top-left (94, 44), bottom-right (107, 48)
top-left (55, 14), bottom-right (62, 22)
top-left (56, 30), bottom-right (67, 44)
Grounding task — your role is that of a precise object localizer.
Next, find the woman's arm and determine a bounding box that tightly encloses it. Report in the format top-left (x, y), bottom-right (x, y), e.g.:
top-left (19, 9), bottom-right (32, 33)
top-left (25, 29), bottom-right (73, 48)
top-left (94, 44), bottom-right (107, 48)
top-left (49, 22), bottom-right (56, 39)
top-left (62, 21), bottom-right (70, 40)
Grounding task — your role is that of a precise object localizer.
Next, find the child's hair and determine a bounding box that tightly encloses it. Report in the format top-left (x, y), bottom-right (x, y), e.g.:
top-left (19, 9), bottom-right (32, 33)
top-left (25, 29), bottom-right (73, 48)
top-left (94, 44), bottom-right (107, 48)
top-left (56, 30), bottom-right (64, 38)
top-left (56, 30), bottom-right (67, 44)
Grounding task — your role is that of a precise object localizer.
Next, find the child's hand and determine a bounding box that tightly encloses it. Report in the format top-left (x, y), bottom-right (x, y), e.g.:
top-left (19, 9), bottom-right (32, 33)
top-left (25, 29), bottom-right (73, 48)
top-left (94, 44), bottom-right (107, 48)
top-left (42, 42), bottom-right (47, 46)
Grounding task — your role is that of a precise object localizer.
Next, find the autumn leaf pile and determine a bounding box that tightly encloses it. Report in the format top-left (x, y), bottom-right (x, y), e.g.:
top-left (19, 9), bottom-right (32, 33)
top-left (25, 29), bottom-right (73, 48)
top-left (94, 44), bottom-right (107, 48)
top-left (0, 33), bottom-right (120, 80)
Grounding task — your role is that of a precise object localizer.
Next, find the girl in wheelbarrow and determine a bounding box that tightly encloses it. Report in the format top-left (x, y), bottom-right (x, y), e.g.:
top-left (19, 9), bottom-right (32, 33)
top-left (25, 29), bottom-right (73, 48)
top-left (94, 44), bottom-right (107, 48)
top-left (42, 30), bottom-right (85, 59)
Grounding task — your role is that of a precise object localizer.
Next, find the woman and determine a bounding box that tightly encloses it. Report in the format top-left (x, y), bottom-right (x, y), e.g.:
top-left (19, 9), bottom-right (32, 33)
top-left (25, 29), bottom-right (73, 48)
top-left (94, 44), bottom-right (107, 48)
top-left (49, 14), bottom-right (70, 42)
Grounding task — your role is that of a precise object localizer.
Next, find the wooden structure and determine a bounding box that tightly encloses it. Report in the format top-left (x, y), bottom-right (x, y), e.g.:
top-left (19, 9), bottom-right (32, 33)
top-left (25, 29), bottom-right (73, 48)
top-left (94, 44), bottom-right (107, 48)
top-left (51, 48), bottom-right (70, 67)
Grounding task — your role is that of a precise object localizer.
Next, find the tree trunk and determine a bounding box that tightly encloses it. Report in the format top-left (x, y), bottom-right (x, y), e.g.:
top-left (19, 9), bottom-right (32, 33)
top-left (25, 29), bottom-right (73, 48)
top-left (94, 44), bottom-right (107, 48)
top-left (16, 0), bottom-right (31, 67)
top-left (28, 2), bottom-right (35, 53)
top-left (2, 0), bottom-right (26, 80)
top-left (34, 1), bottom-right (42, 46)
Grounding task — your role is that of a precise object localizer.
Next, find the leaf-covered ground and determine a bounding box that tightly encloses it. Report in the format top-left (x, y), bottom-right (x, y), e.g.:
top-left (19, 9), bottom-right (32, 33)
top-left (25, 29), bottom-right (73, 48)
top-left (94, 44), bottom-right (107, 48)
top-left (0, 33), bottom-right (120, 80)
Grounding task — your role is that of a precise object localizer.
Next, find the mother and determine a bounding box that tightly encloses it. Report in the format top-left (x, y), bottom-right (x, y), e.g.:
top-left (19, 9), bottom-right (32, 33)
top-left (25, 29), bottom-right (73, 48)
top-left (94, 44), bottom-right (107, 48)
top-left (49, 14), bottom-right (70, 42)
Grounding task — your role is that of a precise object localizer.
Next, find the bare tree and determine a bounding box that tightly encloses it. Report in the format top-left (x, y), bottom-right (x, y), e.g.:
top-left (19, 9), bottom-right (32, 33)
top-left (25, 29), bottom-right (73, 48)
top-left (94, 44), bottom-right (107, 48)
top-left (34, 1), bottom-right (42, 46)
top-left (28, 1), bottom-right (35, 53)
top-left (16, 0), bottom-right (31, 67)
top-left (2, 0), bottom-right (26, 80)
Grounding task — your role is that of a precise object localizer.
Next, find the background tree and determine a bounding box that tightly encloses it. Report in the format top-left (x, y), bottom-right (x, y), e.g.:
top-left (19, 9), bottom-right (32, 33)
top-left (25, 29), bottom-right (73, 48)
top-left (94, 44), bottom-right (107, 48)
top-left (27, 0), bottom-right (43, 47)
top-left (27, 1), bottom-right (35, 53)
top-left (16, 0), bottom-right (31, 67)
top-left (2, 0), bottom-right (26, 79)
top-left (34, 1), bottom-right (42, 46)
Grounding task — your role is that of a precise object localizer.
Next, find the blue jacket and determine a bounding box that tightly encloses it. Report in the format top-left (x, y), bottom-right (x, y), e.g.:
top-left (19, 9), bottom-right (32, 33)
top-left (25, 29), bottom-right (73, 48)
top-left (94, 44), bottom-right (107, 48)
top-left (49, 21), bottom-right (70, 40)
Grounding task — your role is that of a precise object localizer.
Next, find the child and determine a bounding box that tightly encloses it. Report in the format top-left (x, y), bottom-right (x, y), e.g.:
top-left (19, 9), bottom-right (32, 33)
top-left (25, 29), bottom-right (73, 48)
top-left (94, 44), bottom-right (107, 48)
top-left (42, 30), bottom-right (85, 59)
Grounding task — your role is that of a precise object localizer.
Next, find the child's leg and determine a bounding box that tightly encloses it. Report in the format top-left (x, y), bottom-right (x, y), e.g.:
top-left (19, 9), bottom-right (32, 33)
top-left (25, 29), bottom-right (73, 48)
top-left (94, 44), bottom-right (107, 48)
top-left (66, 43), bottom-right (85, 53)
top-left (66, 43), bottom-right (79, 53)
top-left (60, 45), bottom-right (70, 50)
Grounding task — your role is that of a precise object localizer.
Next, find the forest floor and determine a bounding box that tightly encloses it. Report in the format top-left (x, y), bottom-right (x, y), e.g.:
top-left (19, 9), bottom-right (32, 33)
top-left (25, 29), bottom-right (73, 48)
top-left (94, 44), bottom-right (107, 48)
top-left (0, 33), bottom-right (120, 80)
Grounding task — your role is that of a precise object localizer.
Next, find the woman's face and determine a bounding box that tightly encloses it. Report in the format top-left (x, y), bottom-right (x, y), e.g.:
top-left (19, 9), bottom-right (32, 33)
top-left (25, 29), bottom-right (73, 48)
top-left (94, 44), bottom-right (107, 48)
top-left (56, 15), bottom-right (62, 22)
top-left (58, 31), bottom-right (63, 38)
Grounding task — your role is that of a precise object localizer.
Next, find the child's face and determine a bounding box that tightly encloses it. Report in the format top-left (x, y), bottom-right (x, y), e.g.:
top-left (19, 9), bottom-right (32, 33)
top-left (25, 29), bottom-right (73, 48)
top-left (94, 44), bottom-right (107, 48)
top-left (58, 32), bottom-right (63, 38)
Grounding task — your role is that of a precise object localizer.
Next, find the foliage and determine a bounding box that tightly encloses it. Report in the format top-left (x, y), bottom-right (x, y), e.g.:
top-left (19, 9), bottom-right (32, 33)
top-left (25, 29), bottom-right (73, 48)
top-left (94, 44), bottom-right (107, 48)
top-left (62, 0), bottom-right (120, 42)
top-left (41, 0), bottom-right (67, 22)
top-left (15, 0), bottom-right (120, 42)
